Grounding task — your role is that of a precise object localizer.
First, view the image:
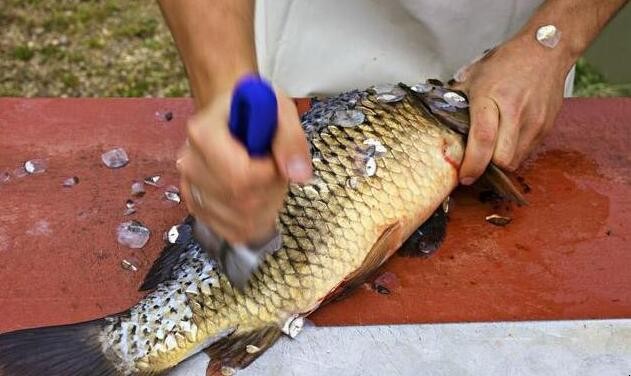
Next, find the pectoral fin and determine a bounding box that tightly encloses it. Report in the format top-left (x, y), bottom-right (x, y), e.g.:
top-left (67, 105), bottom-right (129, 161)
top-left (204, 326), bottom-right (282, 374)
top-left (325, 222), bottom-right (403, 302)
top-left (479, 164), bottom-right (528, 206)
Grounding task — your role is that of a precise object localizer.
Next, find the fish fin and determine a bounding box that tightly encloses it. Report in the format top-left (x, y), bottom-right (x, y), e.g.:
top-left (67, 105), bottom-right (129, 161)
top-left (398, 206), bottom-right (448, 257)
top-left (203, 326), bottom-right (282, 372)
top-left (399, 82), bottom-right (470, 135)
top-left (327, 222), bottom-right (403, 302)
top-left (480, 164), bottom-right (528, 206)
top-left (140, 216), bottom-right (195, 291)
top-left (0, 319), bottom-right (117, 376)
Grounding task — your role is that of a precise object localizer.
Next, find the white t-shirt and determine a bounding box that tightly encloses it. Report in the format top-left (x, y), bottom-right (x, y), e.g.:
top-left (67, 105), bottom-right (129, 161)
top-left (255, 0), bottom-right (574, 97)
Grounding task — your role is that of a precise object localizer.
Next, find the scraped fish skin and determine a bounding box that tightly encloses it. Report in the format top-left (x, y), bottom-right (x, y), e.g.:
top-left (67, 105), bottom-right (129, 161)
top-left (99, 87), bottom-right (464, 374)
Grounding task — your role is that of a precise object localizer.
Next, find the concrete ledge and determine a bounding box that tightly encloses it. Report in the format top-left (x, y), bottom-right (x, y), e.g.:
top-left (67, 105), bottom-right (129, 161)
top-left (172, 319), bottom-right (631, 376)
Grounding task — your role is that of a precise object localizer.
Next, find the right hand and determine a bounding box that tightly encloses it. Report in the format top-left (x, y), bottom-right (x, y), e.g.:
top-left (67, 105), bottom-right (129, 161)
top-left (178, 89), bottom-right (312, 245)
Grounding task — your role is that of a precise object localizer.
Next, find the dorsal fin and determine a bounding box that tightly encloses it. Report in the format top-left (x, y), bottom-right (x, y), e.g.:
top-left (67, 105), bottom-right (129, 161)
top-left (399, 82), bottom-right (470, 135)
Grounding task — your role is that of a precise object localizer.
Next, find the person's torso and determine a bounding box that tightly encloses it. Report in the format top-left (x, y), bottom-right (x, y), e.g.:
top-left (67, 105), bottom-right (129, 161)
top-left (255, 0), bottom-right (547, 97)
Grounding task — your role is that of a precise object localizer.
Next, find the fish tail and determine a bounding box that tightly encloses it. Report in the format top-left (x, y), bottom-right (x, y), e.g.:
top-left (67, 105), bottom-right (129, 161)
top-left (0, 319), bottom-right (118, 376)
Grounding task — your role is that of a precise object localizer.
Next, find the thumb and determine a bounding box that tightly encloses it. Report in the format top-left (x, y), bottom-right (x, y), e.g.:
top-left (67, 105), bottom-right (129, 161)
top-left (272, 93), bottom-right (313, 183)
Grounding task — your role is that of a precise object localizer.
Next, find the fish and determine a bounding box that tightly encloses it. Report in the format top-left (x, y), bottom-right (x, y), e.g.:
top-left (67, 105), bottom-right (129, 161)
top-left (0, 81), bottom-right (524, 375)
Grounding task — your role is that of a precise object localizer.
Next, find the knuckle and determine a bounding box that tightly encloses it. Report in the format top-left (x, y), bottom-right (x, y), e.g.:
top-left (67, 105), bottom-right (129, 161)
top-left (179, 182), bottom-right (195, 211)
top-left (533, 113), bottom-right (548, 130)
top-left (246, 221), bottom-right (261, 240)
top-left (505, 159), bottom-right (520, 172)
top-left (178, 159), bottom-right (197, 181)
top-left (461, 157), bottom-right (485, 181)
top-left (494, 153), bottom-right (513, 169)
top-left (502, 106), bottom-right (521, 126)
top-left (493, 143), bottom-right (516, 168)
top-left (223, 230), bottom-right (244, 245)
top-left (197, 212), bottom-right (219, 234)
top-left (186, 120), bottom-right (203, 145)
top-left (473, 124), bottom-right (496, 145)
top-left (494, 87), bottom-right (512, 102)
top-left (468, 166), bottom-right (485, 180)
top-left (182, 195), bottom-right (195, 214)
top-left (225, 171), bottom-right (249, 198)
top-left (175, 156), bottom-right (190, 177)
top-left (215, 220), bottom-right (247, 245)
top-left (542, 125), bottom-right (554, 139)
top-left (234, 195), bottom-right (258, 214)
top-left (239, 218), bottom-right (258, 240)
top-left (493, 154), bottom-right (514, 170)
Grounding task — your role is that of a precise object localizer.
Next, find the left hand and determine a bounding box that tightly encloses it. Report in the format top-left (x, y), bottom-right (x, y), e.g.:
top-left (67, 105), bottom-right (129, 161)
top-left (452, 36), bottom-right (569, 185)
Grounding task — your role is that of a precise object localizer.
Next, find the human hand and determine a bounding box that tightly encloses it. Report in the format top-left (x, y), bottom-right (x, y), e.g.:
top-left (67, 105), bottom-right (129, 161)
top-left (452, 37), bottom-right (570, 185)
top-left (177, 89), bottom-right (312, 245)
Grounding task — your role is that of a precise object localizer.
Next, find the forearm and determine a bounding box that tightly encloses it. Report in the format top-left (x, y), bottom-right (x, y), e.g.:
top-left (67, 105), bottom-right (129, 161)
top-left (158, 0), bottom-right (257, 107)
top-left (509, 0), bottom-right (628, 71)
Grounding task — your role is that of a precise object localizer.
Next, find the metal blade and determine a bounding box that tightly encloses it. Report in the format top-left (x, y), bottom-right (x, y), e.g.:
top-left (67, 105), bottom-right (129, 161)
top-left (192, 218), bottom-right (281, 290)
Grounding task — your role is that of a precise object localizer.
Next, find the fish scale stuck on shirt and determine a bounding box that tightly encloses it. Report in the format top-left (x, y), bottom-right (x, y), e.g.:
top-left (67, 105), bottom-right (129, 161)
top-left (0, 81), bottom-right (525, 376)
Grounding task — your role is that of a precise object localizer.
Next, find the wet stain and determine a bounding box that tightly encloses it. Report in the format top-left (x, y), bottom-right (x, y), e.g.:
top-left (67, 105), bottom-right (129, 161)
top-left (313, 143), bottom-right (627, 325)
top-left (478, 190), bottom-right (503, 204)
top-left (0, 227), bottom-right (10, 252)
top-left (526, 148), bottom-right (603, 179)
top-left (25, 219), bottom-right (52, 236)
top-left (516, 176), bottom-right (531, 194)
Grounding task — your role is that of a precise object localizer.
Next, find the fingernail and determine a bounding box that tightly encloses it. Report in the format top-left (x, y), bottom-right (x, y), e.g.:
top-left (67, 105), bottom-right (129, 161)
top-left (286, 156), bottom-right (312, 182)
top-left (460, 177), bottom-right (475, 185)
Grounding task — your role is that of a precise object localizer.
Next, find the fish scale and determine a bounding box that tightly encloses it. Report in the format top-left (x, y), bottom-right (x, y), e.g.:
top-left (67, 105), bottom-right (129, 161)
top-left (0, 83), bottom-right (494, 376)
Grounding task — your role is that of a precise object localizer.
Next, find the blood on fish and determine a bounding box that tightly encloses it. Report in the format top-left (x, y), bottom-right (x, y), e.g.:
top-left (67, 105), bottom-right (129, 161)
top-left (442, 138), bottom-right (461, 171)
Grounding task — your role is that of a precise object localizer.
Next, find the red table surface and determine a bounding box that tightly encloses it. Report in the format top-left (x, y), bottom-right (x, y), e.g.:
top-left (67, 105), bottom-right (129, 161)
top-left (0, 98), bottom-right (630, 333)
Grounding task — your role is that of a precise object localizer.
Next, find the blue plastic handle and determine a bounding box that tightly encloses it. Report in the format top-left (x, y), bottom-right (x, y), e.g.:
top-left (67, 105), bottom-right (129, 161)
top-left (229, 75), bottom-right (278, 157)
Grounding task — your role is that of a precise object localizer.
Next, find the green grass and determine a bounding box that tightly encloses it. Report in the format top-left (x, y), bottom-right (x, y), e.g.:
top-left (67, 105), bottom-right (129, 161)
top-left (61, 72), bottom-right (80, 89)
top-left (12, 45), bottom-right (35, 61)
top-left (574, 58), bottom-right (631, 97)
top-left (114, 18), bottom-right (159, 39)
top-left (0, 0), bottom-right (188, 97)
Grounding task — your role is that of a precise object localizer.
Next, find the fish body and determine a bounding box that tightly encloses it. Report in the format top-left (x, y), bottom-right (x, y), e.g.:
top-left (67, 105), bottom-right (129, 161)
top-left (0, 82), bottom-right (516, 375)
